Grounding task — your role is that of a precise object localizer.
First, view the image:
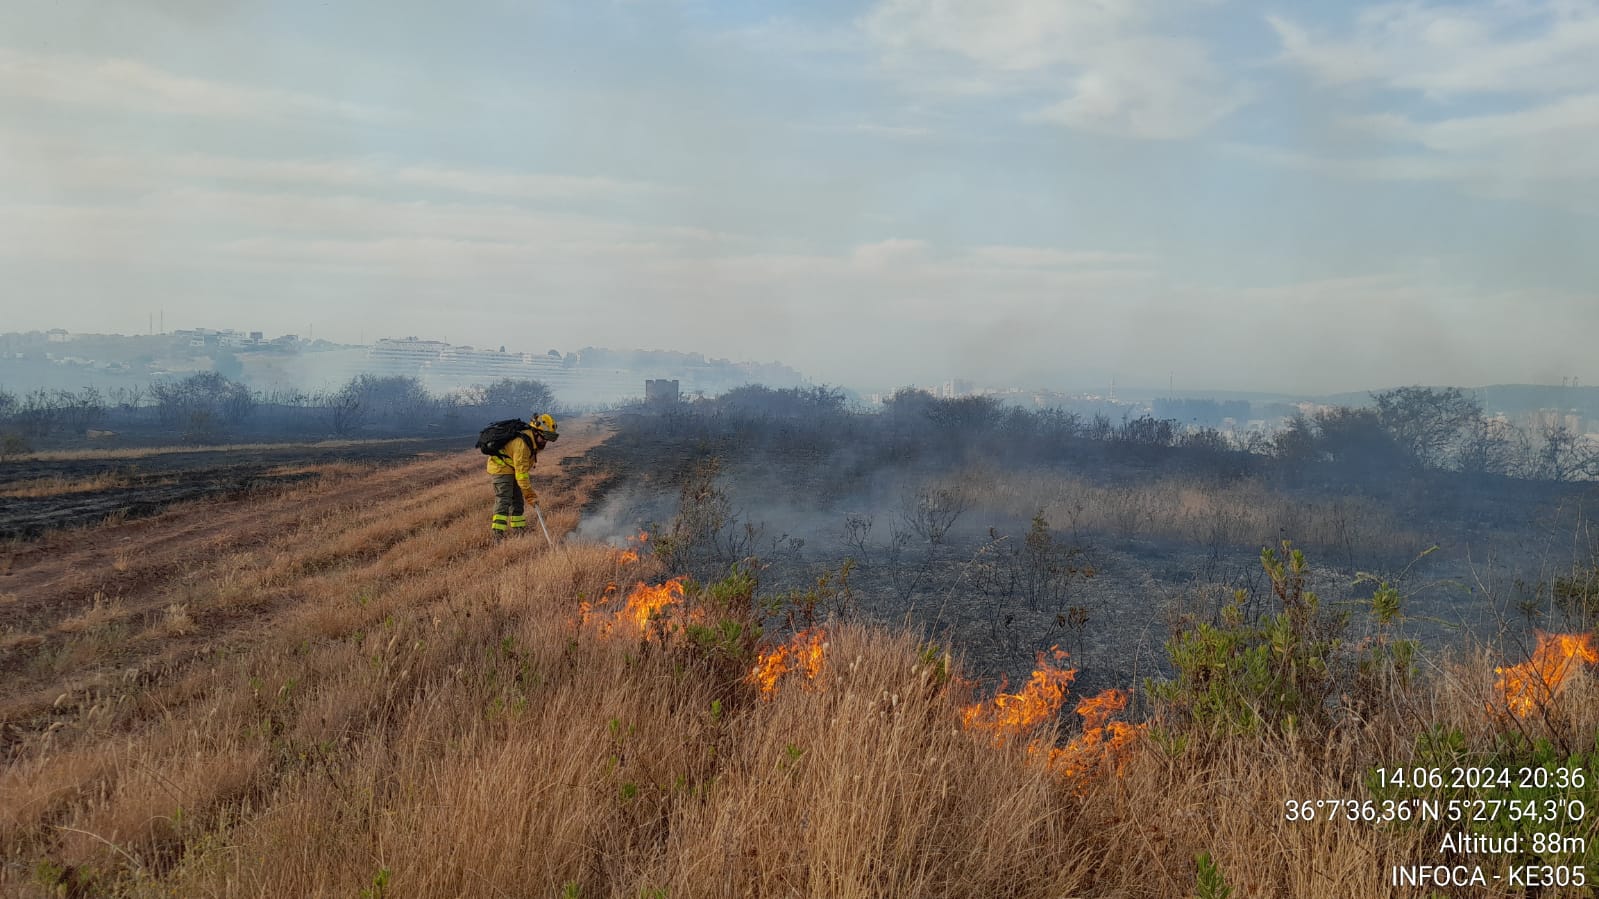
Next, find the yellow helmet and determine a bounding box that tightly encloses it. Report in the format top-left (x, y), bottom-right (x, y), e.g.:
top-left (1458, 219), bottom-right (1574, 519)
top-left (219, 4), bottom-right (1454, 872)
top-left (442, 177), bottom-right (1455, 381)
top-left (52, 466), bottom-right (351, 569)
top-left (534, 413), bottom-right (558, 436)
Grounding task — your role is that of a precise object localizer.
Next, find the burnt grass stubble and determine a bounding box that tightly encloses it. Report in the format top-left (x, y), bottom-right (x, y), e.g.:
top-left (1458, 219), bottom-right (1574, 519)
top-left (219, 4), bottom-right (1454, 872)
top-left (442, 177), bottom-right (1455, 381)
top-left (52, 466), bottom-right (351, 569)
top-left (572, 405), bottom-right (1599, 698)
top-left (0, 437), bottom-right (464, 539)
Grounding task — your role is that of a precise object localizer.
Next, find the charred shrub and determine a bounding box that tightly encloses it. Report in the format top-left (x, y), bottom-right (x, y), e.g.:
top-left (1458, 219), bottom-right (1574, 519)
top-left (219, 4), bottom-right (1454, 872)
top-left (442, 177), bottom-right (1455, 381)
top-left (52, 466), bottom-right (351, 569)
top-left (1553, 562), bottom-right (1599, 621)
top-left (1019, 510), bottom-right (1092, 612)
top-left (650, 457), bottom-right (802, 585)
top-left (650, 458), bottom-right (735, 582)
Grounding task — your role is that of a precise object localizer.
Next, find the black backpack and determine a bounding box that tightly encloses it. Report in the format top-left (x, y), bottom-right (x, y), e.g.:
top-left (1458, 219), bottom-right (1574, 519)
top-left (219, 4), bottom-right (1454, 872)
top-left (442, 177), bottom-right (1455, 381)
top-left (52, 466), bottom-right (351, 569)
top-left (476, 419), bottom-right (534, 460)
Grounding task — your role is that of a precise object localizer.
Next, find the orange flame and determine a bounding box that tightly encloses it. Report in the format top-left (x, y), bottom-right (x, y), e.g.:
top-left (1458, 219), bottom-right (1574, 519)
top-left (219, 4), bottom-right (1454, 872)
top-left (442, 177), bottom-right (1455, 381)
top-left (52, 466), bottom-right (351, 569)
top-left (751, 627), bottom-right (828, 698)
top-left (1038, 689), bottom-right (1146, 779)
top-left (960, 653), bottom-right (1143, 781)
top-left (959, 647), bottom-right (1076, 743)
top-left (580, 577), bottom-right (688, 640)
top-left (632, 530), bottom-right (649, 543)
top-left (1494, 631), bottom-right (1598, 717)
top-left (1075, 686), bottom-right (1129, 730)
top-left (618, 549), bottom-right (640, 564)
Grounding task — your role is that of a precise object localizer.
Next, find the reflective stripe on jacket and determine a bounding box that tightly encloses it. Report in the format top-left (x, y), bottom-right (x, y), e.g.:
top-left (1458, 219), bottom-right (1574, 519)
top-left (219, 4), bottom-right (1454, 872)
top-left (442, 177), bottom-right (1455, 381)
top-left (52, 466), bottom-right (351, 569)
top-left (485, 428), bottom-right (539, 486)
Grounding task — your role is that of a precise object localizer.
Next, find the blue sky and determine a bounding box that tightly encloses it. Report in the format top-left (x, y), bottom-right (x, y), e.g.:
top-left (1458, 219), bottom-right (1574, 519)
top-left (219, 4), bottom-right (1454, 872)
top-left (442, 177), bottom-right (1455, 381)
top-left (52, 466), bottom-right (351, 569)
top-left (2, 0), bottom-right (1596, 394)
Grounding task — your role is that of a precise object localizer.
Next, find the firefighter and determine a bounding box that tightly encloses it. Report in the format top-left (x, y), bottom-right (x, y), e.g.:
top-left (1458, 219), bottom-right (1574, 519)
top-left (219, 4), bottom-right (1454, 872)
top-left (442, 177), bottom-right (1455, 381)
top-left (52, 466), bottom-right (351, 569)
top-left (485, 413), bottom-right (558, 540)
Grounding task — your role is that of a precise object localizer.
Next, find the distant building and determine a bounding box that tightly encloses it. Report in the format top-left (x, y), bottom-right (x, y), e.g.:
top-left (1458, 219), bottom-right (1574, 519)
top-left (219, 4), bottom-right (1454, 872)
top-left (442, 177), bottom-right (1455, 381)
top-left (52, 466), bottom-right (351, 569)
top-left (46, 328), bottom-right (70, 343)
top-left (1530, 409), bottom-right (1584, 433)
top-left (645, 379), bottom-right (681, 404)
top-left (368, 337), bottom-right (450, 371)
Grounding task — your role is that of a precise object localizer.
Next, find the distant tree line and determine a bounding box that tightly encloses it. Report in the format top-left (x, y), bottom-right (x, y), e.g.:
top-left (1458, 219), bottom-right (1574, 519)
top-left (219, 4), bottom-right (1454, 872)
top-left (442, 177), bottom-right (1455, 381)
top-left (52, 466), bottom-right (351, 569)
top-left (1270, 386), bottom-right (1597, 482)
top-left (4, 376), bottom-right (1596, 482)
top-left (622, 384), bottom-right (1599, 484)
top-left (0, 374), bottom-right (560, 451)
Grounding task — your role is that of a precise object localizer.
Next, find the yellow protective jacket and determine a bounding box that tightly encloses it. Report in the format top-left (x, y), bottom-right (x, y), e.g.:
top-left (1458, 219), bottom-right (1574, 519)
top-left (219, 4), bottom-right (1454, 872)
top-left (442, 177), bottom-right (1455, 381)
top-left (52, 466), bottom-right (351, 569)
top-left (485, 426), bottom-right (541, 490)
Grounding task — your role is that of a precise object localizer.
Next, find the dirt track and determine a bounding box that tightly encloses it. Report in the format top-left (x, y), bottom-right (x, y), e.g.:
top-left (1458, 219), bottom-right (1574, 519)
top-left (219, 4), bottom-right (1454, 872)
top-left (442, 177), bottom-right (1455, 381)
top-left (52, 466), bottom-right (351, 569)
top-left (0, 419), bottom-right (614, 754)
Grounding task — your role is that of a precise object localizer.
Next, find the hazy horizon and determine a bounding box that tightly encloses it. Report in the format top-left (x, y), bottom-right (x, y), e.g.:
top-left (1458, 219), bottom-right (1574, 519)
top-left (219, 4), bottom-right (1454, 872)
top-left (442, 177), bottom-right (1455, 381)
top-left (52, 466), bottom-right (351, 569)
top-left (4, 0), bottom-right (1597, 396)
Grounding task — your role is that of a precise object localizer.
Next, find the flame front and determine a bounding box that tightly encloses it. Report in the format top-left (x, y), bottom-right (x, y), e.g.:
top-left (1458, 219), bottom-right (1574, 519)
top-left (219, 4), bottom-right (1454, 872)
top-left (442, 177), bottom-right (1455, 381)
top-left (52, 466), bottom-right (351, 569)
top-left (581, 576), bottom-right (688, 640)
top-left (622, 577), bottom-right (686, 633)
top-left (618, 549), bottom-right (640, 564)
top-left (959, 652), bottom-right (1142, 780)
top-left (1039, 689), bottom-right (1145, 779)
top-left (751, 627), bottom-right (828, 698)
top-left (960, 647), bottom-right (1077, 743)
top-left (1494, 631), bottom-right (1598, 717)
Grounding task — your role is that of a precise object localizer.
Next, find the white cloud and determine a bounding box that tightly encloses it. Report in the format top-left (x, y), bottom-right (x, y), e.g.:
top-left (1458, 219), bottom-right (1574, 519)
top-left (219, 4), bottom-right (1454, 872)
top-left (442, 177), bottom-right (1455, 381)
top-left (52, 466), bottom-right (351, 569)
top-left (790, 120), bottom-right (936, 140)
top-left (387, 165), bottom-right (668, 201)
top-left (966, 246), bottom-right (1147, 268)
top-left (174, 155), bottom-right (670, 202)
top-left (0, 136), bottom-right (674, 206)
top-left (864, 0), bottom-right (1146, 72)
top-left (859, 0), bottom-right (1246, 139)
top-left (851, 237), bottom-right (929, 268)
top-left (1249, 89), bottom-right (1599, 204)
top-left (713, 16), bottom-right (868, 57)
top-left (1351, 93), bottom-right (1599, 158)
top-left (1027, 36), bottom-right (1248, 139)
top-left (1258, 3), bottom-right (1599, 211)
top-left (0, 178), bottom-right (1150, 312)
top-left (1269, 3), bottom-right (1599, 99)
top-left (0, 47), bottom-right (391, 122)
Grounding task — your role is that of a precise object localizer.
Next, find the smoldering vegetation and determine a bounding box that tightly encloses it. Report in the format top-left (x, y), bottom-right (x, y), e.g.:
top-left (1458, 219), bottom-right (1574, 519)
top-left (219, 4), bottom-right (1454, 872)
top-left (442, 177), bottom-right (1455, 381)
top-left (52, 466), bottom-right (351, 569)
top-left (578, 385), bottom-right (1599, 693)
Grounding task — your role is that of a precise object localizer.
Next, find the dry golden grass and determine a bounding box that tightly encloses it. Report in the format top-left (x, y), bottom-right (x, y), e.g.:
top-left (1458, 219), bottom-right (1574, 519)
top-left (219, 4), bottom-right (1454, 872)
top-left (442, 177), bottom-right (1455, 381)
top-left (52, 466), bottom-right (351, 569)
top-left (0, 473), bottom-right (155, 499)
top-left (55, 593), bottom-right (120, 635)
top-left (1, 427), bottom-right (1593, 898)
top-left (158, 603), bottom-right (194, 637)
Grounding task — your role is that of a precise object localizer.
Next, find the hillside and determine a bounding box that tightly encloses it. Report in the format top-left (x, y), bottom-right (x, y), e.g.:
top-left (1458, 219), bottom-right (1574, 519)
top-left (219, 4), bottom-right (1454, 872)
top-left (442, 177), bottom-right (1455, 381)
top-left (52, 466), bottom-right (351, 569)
top-left (1, 421), bottom-right (1595, 898)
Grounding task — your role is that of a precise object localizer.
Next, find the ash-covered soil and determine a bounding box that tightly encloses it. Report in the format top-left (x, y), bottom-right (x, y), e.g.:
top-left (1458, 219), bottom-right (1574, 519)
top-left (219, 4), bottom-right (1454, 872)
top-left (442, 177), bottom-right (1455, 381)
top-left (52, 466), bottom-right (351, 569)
top-left (573, 412), bottom-right (1597, 694)
top-left (0, 437), bottom-right (464, 539)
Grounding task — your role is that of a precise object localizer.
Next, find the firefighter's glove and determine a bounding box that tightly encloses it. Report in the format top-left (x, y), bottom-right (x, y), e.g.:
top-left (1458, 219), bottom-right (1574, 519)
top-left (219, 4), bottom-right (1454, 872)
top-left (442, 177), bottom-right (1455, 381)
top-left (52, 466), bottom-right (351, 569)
top-left (521, 487), bottom-right (539, 505)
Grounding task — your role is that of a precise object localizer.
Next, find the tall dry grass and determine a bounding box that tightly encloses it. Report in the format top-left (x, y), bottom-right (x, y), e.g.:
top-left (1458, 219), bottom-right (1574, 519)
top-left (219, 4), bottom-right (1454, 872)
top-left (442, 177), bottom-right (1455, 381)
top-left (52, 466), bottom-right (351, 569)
top-left (1, 444), bottom-right (1593, 898)
top-left (0, 473), bottom-right (159, 500)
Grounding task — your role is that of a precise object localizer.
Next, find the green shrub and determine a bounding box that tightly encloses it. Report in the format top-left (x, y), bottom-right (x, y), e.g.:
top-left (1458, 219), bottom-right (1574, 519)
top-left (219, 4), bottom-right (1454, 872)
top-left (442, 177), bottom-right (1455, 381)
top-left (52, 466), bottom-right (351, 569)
top-left (1147, 542), bottom-right (1353, 736)
top-left (1193, 851), bottom-right (1232, 899)
top-left (676, 564), bottom-right (764, 690)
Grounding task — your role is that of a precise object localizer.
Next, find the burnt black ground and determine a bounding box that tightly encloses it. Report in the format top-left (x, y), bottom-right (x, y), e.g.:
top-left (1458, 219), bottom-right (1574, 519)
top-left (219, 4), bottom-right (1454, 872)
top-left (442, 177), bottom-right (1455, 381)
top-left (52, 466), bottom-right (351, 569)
top-left (573, 410), bottom-right (1599, 694)
top-left (0, 437), bottom-right (463, 539)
